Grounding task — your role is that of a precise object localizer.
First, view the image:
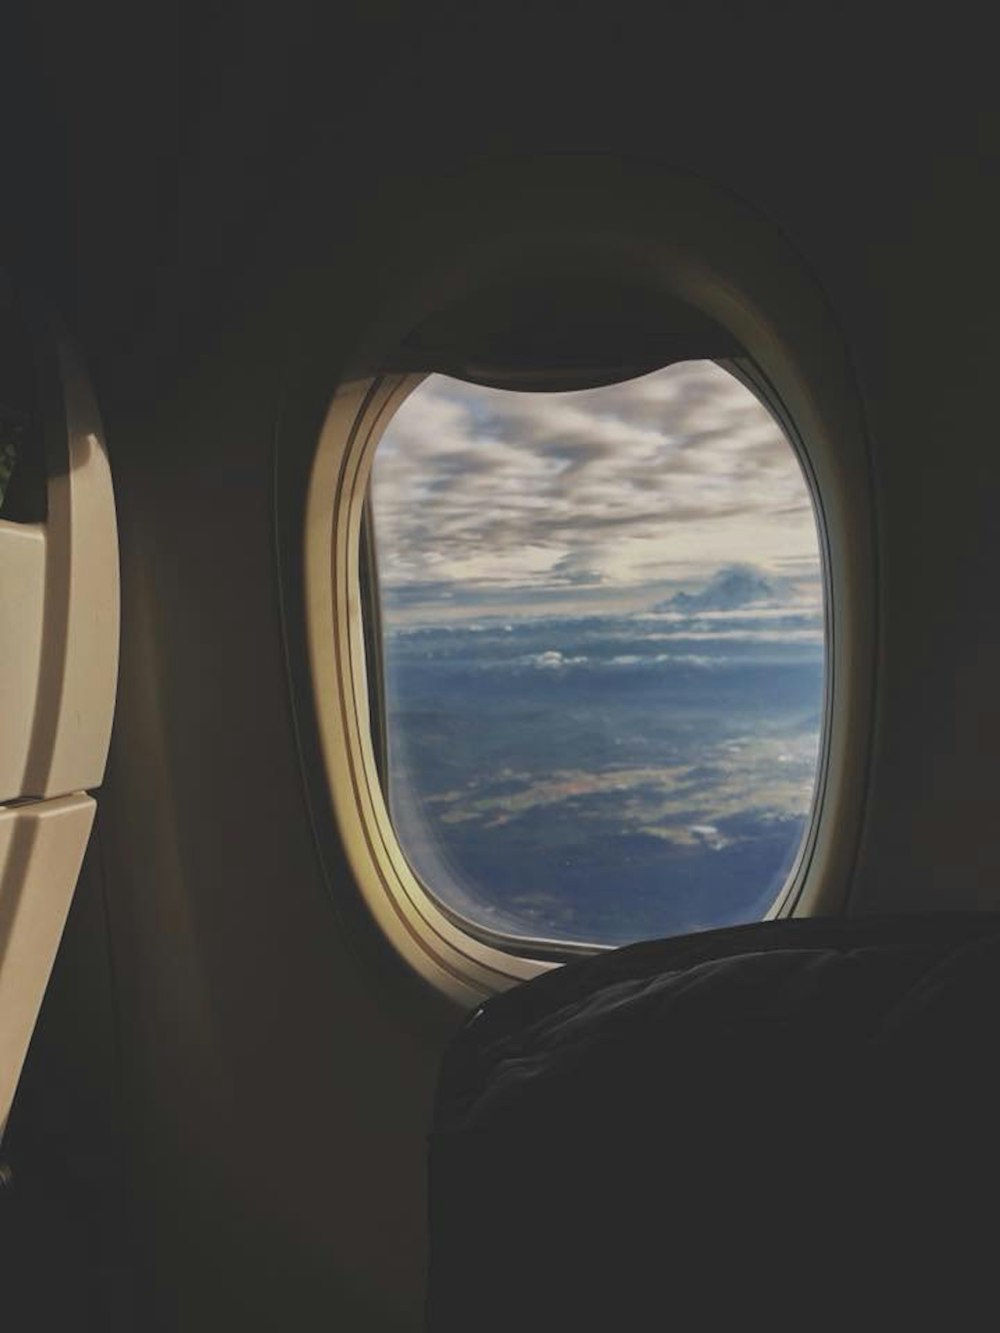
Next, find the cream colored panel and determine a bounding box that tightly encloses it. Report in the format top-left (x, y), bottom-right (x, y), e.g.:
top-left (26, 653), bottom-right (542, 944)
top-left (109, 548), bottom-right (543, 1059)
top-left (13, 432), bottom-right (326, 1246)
top-left (0, 793), bottom-right (95, 1131)
top-left (0, 521), bottom-right (46, 803)
top-left (22, 338), bottom-right (119, 799)
top-left (0, 327), bottom-right (118, 1128)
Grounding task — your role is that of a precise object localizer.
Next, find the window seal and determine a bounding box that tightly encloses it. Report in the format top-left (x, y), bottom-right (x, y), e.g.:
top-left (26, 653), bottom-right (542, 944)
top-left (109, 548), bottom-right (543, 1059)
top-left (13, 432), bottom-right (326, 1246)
top-left (359, 493), bottom-right (389, 793)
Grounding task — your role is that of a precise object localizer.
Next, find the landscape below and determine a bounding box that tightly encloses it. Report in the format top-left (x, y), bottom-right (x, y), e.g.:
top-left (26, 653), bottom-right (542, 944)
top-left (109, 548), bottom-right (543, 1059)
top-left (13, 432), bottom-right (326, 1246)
top-left (382, 579), bottom-right (824, 947)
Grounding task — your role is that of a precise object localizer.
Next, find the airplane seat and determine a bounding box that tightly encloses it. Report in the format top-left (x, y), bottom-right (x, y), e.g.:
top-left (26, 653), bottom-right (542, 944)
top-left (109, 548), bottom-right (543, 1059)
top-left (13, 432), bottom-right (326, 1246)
top-left (426, 913), bottom-right (1000, 1330)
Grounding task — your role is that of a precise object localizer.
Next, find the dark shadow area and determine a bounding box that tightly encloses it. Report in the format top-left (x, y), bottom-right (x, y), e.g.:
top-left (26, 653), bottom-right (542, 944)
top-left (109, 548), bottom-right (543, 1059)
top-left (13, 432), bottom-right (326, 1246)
top-left (0, 821), bottom-right (142, 1330)
top-left (428, 912), bottom-right (1000, 1329)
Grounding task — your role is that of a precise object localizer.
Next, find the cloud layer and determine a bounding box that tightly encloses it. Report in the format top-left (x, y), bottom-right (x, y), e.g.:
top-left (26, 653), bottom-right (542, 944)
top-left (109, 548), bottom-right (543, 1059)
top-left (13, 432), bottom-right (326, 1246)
top-left (370, 361), bottom-right (822, 621)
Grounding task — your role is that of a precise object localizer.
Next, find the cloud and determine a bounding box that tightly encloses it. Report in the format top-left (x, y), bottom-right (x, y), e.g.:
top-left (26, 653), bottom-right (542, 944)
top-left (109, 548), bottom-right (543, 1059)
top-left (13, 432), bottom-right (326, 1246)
top-left (371, 361), bottom-right (822, 620)
top-left (548, 553), bottom-right (607, 587)
top-left (381, 580), bottom-right (458, 608)
top-left (522, 650), bottom-right (588, 669)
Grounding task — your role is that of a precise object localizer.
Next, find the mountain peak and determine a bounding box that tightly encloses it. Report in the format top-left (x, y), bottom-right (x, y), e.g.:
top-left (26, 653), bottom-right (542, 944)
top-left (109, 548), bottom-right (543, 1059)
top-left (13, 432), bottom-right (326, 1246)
top-left (656, 564), bottom-right (775, 613)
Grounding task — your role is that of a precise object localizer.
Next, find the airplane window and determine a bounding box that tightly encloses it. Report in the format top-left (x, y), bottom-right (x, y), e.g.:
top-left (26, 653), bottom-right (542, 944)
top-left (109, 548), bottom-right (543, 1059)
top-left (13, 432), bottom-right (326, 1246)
top-left (365, 361), bottom-right (826, 949)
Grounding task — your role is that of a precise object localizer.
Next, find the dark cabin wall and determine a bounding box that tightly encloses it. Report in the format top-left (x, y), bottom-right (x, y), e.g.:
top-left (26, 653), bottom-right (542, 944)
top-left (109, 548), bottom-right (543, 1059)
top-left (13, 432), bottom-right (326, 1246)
top-left (5, 4), bottom-right (1000, 1328)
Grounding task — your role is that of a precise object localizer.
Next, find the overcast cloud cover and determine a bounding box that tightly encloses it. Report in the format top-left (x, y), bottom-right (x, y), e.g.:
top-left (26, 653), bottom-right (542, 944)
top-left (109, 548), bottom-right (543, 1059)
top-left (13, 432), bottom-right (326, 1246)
top-left (370, 361), bottom-right (822, 622)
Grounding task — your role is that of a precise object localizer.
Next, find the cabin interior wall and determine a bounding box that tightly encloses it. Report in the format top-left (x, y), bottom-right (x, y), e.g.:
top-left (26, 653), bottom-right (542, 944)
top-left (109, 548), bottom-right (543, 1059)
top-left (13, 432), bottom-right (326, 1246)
top-left (95, 317), bottom-right (460, 1327)
top-left (5, 5), bottom-right (999, 1329)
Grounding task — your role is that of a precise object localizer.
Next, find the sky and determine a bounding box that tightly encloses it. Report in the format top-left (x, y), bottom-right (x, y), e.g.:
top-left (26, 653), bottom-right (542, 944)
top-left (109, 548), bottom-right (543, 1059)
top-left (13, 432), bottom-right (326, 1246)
top-left (369, 361), bottom-right (823, 624)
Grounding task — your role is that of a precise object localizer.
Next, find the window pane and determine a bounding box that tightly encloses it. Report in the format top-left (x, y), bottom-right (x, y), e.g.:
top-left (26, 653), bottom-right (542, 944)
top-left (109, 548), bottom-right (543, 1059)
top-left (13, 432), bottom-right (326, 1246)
top-left (368, 362), bottom-right (825, 947)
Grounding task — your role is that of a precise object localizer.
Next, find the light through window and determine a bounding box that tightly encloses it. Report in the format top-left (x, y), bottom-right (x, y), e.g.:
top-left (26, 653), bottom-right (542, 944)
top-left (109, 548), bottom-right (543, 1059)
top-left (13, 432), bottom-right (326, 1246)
top-left (366, 361), bottom-right (826, 948)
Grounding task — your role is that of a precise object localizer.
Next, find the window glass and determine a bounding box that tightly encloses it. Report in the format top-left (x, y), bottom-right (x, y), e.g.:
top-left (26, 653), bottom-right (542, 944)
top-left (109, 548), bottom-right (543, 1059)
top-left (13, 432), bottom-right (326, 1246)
top-left (368, 362), bottom-right (825, 947)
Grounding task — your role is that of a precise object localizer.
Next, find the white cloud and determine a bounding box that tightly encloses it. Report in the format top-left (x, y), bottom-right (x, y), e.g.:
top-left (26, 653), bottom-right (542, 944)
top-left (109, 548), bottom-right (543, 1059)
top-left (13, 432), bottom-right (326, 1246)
top-left (522, 650), bottom-right (588, 669)
top-left (371, 361), bottom-right (822, 620)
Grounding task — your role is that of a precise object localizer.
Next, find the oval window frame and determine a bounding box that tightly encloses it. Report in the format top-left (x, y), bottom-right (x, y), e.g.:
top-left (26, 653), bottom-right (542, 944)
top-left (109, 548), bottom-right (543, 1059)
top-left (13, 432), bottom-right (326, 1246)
top-left (277, 156), bottom-right (877, 1007)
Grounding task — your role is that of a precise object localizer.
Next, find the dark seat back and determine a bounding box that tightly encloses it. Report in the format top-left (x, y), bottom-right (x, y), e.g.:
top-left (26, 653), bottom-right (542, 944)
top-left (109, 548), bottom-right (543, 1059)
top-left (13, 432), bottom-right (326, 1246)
top-left (427, 914), bottom-right (1000, 1329)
